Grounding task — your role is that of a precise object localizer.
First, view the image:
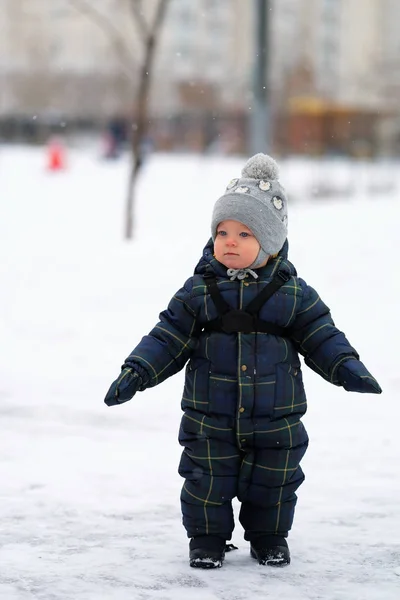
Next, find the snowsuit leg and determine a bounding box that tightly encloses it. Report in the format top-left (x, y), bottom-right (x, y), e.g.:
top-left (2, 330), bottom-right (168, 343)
top-left (238, 428), bottom-right (308, 539)
top-left (178, 422), bottom-right (241, 540)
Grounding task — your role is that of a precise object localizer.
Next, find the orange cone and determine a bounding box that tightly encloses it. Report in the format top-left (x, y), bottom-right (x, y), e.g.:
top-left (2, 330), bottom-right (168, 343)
top-left (47, 137), bottom-right (66, 171)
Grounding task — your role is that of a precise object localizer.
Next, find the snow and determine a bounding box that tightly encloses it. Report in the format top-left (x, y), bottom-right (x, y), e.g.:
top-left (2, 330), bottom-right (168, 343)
top-left (1, 145), bottom-right (399, 599)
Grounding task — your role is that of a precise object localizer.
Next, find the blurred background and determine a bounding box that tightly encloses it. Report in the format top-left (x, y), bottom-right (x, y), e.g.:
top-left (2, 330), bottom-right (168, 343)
top-left (1, 0), bottom-right (400, 158)
top-left (1, 4), bottom-right (400, 595)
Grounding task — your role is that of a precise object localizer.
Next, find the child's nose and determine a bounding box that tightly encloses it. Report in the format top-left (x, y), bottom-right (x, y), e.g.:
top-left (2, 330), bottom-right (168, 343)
top-left (226, 236), bottom-right (237, 246)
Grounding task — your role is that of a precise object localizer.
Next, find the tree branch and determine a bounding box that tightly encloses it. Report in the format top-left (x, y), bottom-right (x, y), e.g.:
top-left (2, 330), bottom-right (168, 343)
top-left (67, 0), bottom-right (136, 77)
top-left (128, 0), bottom-right (149, 42)
top-left (132, 0), bottom-right (171, 153)
top-left (152, 0), bottom-right (170, 38)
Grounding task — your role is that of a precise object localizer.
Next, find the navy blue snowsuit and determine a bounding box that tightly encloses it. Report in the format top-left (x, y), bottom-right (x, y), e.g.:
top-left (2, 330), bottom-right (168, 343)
top-left (121, 239), bottom-right (361, 541)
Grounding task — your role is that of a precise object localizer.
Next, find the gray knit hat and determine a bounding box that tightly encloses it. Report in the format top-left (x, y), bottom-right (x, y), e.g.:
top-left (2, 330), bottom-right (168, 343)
top-left (211, 153), bottom-right (288, 268)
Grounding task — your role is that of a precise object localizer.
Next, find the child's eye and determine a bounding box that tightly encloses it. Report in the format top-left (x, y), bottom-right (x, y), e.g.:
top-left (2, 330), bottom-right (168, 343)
top-left (240, 232), bottom-right (250, 238)
top-left (217, 230), bottom-right (226, 236)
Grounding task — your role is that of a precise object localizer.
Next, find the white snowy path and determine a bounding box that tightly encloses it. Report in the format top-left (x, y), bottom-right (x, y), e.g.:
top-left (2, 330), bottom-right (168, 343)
top-left (1, 147), bottom-right (400, 599)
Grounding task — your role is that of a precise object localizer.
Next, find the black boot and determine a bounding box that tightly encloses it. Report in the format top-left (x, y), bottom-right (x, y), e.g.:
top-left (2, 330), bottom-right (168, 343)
top-left (189, 535), bottom-right (226, 569)
top-left (250, 535), bottom-right (290, 566)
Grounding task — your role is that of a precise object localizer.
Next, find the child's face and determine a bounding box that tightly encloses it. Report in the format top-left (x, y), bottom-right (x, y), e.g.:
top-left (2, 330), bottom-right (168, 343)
top-left (214, 220), bottom-right (264, 269)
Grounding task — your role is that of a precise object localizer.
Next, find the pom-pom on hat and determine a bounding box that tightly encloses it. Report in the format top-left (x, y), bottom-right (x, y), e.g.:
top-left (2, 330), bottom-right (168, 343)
top-left (211, 153), bottom-right (288, 268)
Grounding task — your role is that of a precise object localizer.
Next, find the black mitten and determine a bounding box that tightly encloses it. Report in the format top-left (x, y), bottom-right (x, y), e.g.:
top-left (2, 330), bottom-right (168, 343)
top-left (337, 359), bottom-right (382, 394)
top-left (104, 368), bottom-right (142, 406)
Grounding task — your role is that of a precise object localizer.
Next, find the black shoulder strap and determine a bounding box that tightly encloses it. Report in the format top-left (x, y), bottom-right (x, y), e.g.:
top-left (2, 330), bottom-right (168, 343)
top-left (203, 270), bottom-right (290, 316)
top-left (203, 273), bottom-right (231, 314)
top-left (245, 270), bottom-right (291, 314)
top-left (202, 270), bottom-right (291, 336)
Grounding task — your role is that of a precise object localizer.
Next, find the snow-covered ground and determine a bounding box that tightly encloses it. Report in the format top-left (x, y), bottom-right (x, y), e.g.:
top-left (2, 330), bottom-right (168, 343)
top-left (1, 146), bottom-right (399, 599)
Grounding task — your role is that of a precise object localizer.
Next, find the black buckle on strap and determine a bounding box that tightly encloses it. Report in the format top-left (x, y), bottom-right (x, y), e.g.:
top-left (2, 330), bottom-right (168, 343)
top-left (277, 270), bottom-right (290, 282)
top-left (221, 310), bottom-right (254, 334)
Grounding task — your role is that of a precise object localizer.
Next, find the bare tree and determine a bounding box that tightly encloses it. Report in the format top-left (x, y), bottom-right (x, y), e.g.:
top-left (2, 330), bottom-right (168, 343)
top-left (67, 0), bottom-right (171, 238)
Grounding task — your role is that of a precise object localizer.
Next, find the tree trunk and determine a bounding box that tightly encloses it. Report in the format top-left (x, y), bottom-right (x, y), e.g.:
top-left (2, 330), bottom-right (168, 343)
top-left (125, 149), bottom-right (143, 239)
top-left (124, 0), bottom-right (169, 239)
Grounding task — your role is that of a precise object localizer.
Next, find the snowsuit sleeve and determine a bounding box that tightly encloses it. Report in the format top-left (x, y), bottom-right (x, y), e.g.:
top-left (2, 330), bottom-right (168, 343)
top-left (125, 278), bottom-right (200, 388)
top-left (290, 278), bottom-right (359, 384)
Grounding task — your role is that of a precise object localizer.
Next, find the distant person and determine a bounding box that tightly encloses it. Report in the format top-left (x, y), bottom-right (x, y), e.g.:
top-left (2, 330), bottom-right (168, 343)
top-left (103, 116), bottom-right (127, 159)
top-left (104, 153), bottom-right (381, 569)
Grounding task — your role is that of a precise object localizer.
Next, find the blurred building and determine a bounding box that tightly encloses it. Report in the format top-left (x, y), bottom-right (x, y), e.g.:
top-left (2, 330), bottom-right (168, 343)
top-left (0, 0), bottom-right (399, 155)
top-left (151, 0), bottom-right (253, 151)
top-left (270, 0), bottom-right (400, 155)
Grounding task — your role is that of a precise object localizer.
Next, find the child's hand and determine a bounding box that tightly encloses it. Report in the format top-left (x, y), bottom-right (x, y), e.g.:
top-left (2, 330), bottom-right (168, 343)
top-left (337, 359), bottom-right (382, 394)
top-left (104, 368), bottom-right (142, 406)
